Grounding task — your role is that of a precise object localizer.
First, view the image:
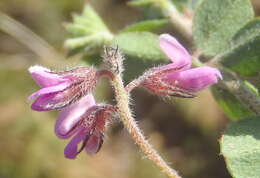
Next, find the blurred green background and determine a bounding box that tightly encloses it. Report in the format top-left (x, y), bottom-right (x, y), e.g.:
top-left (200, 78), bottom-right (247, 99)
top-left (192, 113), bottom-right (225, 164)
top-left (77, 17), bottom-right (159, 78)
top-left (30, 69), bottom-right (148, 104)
top-left (1, 0), bottom-right (260, 178)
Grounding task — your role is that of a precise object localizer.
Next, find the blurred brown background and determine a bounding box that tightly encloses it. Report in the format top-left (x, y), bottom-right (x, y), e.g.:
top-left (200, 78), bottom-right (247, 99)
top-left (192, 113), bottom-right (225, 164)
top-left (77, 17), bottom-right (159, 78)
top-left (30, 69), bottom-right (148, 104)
top-left (1, 0), bottom-right (259, 178)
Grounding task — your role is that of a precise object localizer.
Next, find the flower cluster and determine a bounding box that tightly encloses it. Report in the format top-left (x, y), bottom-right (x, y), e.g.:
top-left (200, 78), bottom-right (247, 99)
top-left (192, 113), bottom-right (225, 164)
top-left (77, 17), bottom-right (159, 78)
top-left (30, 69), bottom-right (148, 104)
top-left (28, 34), bottom-right (222, 159)
top-left (28, 65), bottom-right (116, 159)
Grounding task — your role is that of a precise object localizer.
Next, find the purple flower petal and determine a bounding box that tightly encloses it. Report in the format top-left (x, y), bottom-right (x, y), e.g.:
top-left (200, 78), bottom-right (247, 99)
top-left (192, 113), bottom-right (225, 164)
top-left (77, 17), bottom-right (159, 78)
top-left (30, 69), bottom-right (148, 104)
top-left (64, 130), bottom-right (86, 159)
top-left (28, 82), bottom-right (70, 101)
top-left (166, 66), bottom-right (222, 92)
top-left (55, 94), bottom-right (96, 139)
top-left (31, 83), bottom-right (96, 111)
top-left (31, 93), bottom-right (61, 111)
top-left (29, 65), bottom-right (67, 87)
top-left (85, 131), bottom-right (103, 155)
top-left (159, 34), bottom-right (191, 69)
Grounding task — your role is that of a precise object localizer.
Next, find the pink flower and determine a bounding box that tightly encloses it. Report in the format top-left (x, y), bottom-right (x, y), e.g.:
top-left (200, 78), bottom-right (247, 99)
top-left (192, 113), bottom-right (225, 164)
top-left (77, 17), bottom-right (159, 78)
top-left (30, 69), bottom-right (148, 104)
top-left (55, 94), bottom-right (116, 159)
top-left (28, 65), bottom-right (99, 111)
top-left (28, 65), bottom-right (117, 159)
top-left (138, 34), bottom-right (222, 97)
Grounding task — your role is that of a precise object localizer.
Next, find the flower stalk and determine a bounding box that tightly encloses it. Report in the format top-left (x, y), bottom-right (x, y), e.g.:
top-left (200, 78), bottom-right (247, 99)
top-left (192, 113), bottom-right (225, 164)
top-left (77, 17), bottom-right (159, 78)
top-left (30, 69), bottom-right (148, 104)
top-left (125, 78), bottom-right (143, 93)
top-left (104, 46), bottom-right (181, 178)
top-left (111, 73), bottom-right (181, 178)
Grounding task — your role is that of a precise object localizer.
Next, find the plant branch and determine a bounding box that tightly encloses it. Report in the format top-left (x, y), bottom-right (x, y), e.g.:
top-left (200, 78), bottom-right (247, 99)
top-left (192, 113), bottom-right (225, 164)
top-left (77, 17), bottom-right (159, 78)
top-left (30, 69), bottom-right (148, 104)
top-left (125, 78), bottom-right (143, 93)
top-left (103, 46), bottom-right (181, 178)
top-left (110, 73), bottom-right (181, 178)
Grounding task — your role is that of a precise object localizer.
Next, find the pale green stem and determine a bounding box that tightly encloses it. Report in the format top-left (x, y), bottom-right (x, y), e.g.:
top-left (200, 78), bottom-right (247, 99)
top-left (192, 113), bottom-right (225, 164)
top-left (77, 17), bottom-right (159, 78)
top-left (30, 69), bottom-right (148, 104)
top-left (0, 12), bottom-right (62, 63)
top-left (158, 0), bottom-right (192, 43)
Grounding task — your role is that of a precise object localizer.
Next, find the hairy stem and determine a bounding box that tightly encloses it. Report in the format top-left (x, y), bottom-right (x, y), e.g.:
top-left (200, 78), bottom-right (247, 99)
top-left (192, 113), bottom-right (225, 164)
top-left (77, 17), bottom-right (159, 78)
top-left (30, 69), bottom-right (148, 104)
top-left (111, 73), bottom-right (181, 178)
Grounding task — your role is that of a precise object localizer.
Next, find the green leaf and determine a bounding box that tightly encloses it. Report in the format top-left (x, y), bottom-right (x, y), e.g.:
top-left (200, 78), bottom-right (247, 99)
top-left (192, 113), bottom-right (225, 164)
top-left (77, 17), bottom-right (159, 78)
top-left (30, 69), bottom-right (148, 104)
top-left (220, 117), bottom-right (260, 178)
top-left (123, 56), bottom-right (164, 82)
top-left (112, 32), bottom-right (169, 82)
top-left (112, 32), bottom-right (168, 61)
top-left (66, 5), bottom-right (109, 37)
top-left (231, 18), bottom-right (260, 46)
top-left (211, 86), bottom-right (254, 121)
top-left (65, 5), bottom-right (113, 54)
top-left (82, 52), bottom-right (103, 66)
top-left (193, 0), bottom-right (254, 56)
top-left (121, 19), bottom-right (168, 32)
top-left (220, 36), bottom-right (260, 77)
top-left (220, 19), bottom-right (260, 77)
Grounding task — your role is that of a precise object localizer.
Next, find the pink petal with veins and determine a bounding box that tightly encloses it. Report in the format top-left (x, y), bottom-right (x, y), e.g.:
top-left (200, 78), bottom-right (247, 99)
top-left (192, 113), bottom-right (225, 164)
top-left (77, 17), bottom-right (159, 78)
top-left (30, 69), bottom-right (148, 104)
top-left (31, 93), bottom-right (63, 111)
top-left (28, 82), bottom-right (70, 101)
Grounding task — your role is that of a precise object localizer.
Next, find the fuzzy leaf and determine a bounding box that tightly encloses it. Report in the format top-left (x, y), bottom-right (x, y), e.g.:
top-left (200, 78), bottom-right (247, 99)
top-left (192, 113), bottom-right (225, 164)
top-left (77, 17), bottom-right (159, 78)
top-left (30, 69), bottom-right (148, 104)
top-left (65, 5), bottom-right (113, 54)
top-left (112, 32), bottom-right (168, 61)
top-left (66, 5), bottom-right (109, 37)
top-left (220, 117), bottom-right (260, 178)
top-left (123, 56), bottom-right (164, 82)
top-left (193, 0), bottom-right (254, 56)
top-left (211, 86), bottom-right (254, 121)
top-left (220, 36), bottom-right (260, 77)
top-left (231, 18), bottom-right (260, 46)
top-left (121, 19), bottom-right (168, 32)
top-left (220, 19), bottom-right (260, 77)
